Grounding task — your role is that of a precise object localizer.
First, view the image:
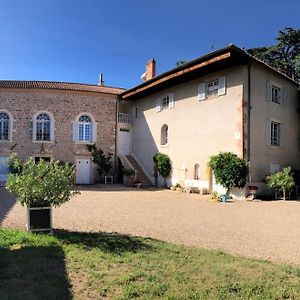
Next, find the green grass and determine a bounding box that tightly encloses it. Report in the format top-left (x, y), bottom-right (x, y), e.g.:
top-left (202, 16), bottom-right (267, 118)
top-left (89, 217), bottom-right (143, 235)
top-left (1, 229), bottom-right (300, 299)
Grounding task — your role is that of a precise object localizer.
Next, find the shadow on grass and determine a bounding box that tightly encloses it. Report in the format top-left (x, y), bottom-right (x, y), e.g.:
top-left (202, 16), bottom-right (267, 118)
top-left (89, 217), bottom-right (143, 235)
top-left (0, 188), bottom-right (16, 226)
top-left (54, 229), bottom-right (152, 254)
top-left (0, 245), bottom-right (72, 300)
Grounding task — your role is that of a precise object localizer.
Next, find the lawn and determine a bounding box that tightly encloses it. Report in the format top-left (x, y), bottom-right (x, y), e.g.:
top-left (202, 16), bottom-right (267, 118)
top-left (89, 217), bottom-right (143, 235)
top-left (1, 229), bottom-right (300, 300)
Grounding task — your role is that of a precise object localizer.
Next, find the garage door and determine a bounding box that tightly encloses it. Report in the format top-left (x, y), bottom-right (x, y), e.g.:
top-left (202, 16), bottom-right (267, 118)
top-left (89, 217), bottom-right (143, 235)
top-left (0, 157), bottom-right (9, 182)
top-left (76, 159), bottom-right (92, 184)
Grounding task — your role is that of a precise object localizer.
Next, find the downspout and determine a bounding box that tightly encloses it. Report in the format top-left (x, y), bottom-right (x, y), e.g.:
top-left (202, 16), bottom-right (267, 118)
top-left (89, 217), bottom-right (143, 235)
top-left (247, 63), bottom-right (251, 182)
top-left (114, 98), bottom-right (119, 182)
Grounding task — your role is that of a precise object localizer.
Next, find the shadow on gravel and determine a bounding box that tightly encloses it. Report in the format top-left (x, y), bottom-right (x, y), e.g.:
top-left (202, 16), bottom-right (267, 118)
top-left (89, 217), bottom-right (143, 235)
top-left (0, 245), bottom-right (72, 300)
top-left (54, 229), bottom-right (152, 254)
top-left (0, 187), bottom-right (16, 226)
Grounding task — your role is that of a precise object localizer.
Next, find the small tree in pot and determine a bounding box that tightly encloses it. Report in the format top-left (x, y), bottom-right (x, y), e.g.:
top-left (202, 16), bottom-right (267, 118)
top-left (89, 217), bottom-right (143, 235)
top-left (208, 152), bottom-right (248, 201)
top-left (153, 153), bottom-right (172, 187)
top-left (6, 156), bottom-right (78, 232)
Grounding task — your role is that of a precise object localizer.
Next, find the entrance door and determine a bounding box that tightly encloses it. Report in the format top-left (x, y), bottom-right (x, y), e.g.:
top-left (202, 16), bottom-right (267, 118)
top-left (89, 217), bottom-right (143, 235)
top-left (76, 159), bottom-right (91, 184)
top-left (117, 128), bottom-right (131, 155)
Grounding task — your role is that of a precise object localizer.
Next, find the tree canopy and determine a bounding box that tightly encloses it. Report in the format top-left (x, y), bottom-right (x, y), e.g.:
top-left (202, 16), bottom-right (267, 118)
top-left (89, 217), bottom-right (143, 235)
top-left (247, 27), bottom-right (300, 82)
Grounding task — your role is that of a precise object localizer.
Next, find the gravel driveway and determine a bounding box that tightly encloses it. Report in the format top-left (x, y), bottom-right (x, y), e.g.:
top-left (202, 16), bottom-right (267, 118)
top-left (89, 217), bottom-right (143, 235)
top-left (1, 185), bottom-right (300, 265)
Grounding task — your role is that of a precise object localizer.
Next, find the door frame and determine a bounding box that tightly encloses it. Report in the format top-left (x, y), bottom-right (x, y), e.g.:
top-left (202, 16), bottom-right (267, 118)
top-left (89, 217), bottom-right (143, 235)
top-left (75, 158), bottom-right (92, 185)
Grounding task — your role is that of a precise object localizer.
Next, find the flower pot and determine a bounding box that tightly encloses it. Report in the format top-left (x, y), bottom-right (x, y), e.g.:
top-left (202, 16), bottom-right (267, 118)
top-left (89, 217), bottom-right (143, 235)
top-left (26, 205), bottom-right (52, 233)
top-left (220, 194), bottom-right (228, 203)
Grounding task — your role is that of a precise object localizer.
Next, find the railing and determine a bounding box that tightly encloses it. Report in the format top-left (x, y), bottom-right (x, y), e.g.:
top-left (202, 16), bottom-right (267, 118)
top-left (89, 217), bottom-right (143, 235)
top-left (118, 113), bottom-right (132, 124)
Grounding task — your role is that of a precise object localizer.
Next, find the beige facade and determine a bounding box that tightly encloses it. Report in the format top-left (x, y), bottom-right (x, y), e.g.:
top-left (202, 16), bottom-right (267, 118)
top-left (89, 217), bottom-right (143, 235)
top-left (0, 87), bottom-right (118, 183)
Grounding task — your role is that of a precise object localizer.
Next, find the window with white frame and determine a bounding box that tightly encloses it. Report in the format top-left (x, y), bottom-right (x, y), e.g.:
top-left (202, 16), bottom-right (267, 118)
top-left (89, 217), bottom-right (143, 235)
top-left (162, 95), bottom-right (170, 109)
top-left (198, 76), bottom-right (226, 101)
top-left (35, 113), bottom-right (51, 141)
top-left (156, 93), bottom-right (174, 112)
top-left (271, 121), bottom-right (281, 146)
top-left (161, 124), bottom-right (168, 145)
top-left (78, 115), bottom-right (92, 142)
top-left (207, 79), bottom-right (219, 97)
top-left (271, 85), bottom-right (281, 104)
top-left (0, 112), bottom-right (10, 141)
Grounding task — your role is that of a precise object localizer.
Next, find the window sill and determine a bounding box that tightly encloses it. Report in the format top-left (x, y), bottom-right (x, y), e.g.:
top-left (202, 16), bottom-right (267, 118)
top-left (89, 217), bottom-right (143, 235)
top-left (75, 141), bottom-right (95, 145)
top-left (0, 140), bottom-right (12, 143)
top-left (160, 144), bottom-right (169, 148)
top-left (33, 140), bottom-right (54, 144)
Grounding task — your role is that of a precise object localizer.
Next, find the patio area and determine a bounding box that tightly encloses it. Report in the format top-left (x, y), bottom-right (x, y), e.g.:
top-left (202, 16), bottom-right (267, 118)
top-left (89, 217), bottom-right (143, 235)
top-left (1, 184), bottom-right (300, 265)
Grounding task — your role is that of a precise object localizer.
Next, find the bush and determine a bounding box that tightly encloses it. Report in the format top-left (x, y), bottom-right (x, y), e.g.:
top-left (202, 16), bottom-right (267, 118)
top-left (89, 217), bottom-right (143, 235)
top-left (6, 156), bottom-right (78, 207)
top-left (153, 153), bottom-right (172, 178)
top-left (87, 144), bottom-right (112, 176)
top-left (266, 166), bottom-right (295, 200)
top-left (208, 152), bottom-right (248, 193)
top-left (122, 168), bottom-right (135, 177)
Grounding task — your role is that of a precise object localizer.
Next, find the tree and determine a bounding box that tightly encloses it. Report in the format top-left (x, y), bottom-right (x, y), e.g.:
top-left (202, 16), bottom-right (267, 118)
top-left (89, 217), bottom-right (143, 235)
top-left (6, 157), bottom-right (77, 207)
top-left (266, 167), bottom-right (295, 200)
top-left (87, 144), bottom-right (112, 176)
top-left (208, 152), bottom-right (248, 194)
top-left (153, 153), bottom-right (172, 186)
top-left (247, 27), bottom-right (300, 82)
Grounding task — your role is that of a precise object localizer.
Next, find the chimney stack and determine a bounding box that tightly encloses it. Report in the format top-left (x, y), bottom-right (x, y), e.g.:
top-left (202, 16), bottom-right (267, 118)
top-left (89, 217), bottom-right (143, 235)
top-left (98, 73), bottom-right (104, 86)
top-left (141, 59), bottom-right (156, 81)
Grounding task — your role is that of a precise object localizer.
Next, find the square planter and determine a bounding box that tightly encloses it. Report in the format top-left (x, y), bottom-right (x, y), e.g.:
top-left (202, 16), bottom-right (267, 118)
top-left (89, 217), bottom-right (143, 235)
top-left (26, 206), bottom-right (52, 233)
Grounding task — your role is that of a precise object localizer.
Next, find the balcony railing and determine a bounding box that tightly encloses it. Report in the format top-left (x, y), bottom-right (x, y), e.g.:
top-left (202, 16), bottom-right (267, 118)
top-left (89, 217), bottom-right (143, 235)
top-left (118, 113), bottom-right (132, 124)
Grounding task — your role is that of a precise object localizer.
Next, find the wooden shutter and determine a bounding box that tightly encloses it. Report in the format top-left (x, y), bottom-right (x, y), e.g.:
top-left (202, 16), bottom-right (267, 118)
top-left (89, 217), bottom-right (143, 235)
top-left (168, 93), bottom-right (175, 109)
top-left (156, 99), bottom-right (161, 112)
top-left (266, 81), bottom-right (272, 101)
top-left (198, 83), bottom-right (206, 101)
top-left (92, 122), bottom-right (98, 143)
top-left (218, 76), bottom-right (226, 96)
top-left (50, 120), bottom-right (55, 141)
top-left (280, 122), bottom-right (285, 147)
top-left (32, 120), bottom-right (36, 141)
top-left (72, 121), bottom-right (78, 142)
top-left (281, 88), bottom-right (287, 107)
top-left (265, 119), bottom-right (271, 145)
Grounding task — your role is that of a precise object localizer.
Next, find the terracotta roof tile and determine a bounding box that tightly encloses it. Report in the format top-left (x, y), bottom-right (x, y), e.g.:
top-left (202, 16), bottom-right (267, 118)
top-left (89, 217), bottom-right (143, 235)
top-left (0, 80), bottom-right (126, 95)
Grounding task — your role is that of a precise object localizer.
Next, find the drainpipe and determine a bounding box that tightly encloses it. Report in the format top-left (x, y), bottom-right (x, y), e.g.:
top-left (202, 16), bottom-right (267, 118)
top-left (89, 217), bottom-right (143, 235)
top-left (247, 63), bottom-right (251, 182)
top-left (114, 98), bottom-right (119, 182)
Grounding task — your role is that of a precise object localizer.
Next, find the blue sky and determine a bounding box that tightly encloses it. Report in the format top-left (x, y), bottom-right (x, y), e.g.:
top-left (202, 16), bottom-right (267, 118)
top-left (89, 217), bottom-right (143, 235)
top-left (0, 0), bottom-right (299, 88)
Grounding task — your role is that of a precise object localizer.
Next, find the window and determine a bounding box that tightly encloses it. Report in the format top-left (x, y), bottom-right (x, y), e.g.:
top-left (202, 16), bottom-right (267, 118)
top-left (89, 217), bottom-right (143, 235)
top-left (156, 93), bottom-right (174, 112)
top-left (207, 79), bottom-right (219, 97)
top-left (194, 164), bottom-right (200, 180)
top-left (271, 121), bottom-right (281, 146)
top-left (270, 162), bottom-right (280, 173)
top-left (35, 113), bottom-right (51, 141)
top-left (271, 85), bottom-right (281, 104)
top-left (78, 115), bottom-right (92, 142)
top-left (162, 95), bottom-right (170, 109)
top-left (161, 124), bottom-right (168, 145)
top-left (135, 107), bottom-right (138, 118)
top-left (0, 112), bottom-right (10, 141)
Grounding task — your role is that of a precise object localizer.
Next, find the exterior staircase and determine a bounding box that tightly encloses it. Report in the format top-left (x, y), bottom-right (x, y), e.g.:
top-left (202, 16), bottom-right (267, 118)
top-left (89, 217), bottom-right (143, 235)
top-left (125, 155), bottom-right (152, 187)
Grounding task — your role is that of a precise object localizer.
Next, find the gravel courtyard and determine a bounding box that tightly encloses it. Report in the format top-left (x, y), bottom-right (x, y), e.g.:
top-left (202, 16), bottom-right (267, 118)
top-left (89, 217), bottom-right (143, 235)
top-left (1, 185), bottom-right (300, 265)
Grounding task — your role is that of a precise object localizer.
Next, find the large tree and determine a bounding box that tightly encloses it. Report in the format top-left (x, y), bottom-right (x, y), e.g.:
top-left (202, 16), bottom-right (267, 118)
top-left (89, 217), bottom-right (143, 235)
top-left (247, 27), bottom-right (300, 82)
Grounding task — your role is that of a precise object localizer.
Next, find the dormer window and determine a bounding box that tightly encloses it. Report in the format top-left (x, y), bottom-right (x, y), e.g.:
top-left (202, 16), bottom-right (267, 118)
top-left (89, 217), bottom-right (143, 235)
top-left (272, 85), bottom-right (281, 104)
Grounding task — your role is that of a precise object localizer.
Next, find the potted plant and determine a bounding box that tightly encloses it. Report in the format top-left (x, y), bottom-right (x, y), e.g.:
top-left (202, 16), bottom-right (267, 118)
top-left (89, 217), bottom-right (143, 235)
top-left (247, 185), bottom-right (258, 199)
top-left (153, 152), bottom-right (172, 187)
top-left (266, 167), bottom-right (295, 200)
top-left (6, 156), bottom-right (78, 233)
top-left (122, 168), bottom-right (136, 186)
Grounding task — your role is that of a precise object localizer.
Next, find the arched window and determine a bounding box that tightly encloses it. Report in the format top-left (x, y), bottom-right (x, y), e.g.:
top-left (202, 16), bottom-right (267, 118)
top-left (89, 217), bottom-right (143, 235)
top-left (194, 164), bottom-right (200, 180)
top-left (78, 115), bottom-right (92, 142)
top-left (161, 124), bottom-right (168, 145)
top-left (35, 113), bottom-right (51, 141)
top-left (0, 112), bottom-right (10, 141)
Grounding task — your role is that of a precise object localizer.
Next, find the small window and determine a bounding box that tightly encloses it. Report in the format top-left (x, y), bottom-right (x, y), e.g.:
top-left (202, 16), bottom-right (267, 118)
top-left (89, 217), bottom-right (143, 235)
top-left (161, 124), bottom-right (168, 145)
top-left (0, 112), bottom-right (10, 141)
top-left (272, 85), bottom-right (281, 104)
top-left (270, 162), bottom-right (280, 173)
top-left (162, 95), bottom-right (170, 110)
top-left (207, 79), bottom-right (219, 97)
top-left (271, 121), bottom-right (281, 146)
top-left (78, 115), bottom-right (92, 142)
top-left (120, 128), bottom-right (130, 132)
top-left (35, 113), bottom-right (51, 141)
top-left (194, 164), bottom-right (200, 180)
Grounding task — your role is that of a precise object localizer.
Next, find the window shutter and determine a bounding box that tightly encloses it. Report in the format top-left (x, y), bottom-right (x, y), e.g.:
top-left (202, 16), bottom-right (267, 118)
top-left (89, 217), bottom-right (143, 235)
top-left (217, 76), bottom-right (226, 96)
top-left (156, 99), bottom-right (161, 112)
top-left (266, 81), bottom-right (272, 101)
top-left (281, 88), bottom-right (287, 107)
top-left (168, 93), bottom-right (175, 109)
top-left (198, 83), bottom-right (206, 101)
top-left (265, 119), bottom-right (271, 145)
top-left (92, 122), bottom-right (97, 143)
top-left (50, 120), bottom-right (55, 141)
top-left (72, 121), bottom-right (78, 142)
top-left (32, 120), bottom-right (36, 141)
top-left (280, 122), bottom-right (285, 147)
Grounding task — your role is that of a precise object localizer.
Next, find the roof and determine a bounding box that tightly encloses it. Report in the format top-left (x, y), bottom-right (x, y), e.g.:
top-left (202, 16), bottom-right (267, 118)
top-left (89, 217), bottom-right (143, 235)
top-left (0, 80), bottom-right (126, 95)
top-left (121, 44), bottom-right (299, 100)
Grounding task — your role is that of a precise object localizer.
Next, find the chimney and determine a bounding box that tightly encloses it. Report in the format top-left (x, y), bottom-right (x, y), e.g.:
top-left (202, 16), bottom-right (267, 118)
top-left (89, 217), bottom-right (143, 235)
top-left (141, 59), bottom-right (156, 81)
top-left (98, 73), bottom-right (104, 86)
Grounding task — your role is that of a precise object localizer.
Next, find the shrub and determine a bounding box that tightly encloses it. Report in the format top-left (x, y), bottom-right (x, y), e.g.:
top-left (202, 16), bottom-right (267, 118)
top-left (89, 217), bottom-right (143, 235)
top-left (6, 156), bottom-right (78, 207)
top-left (122, 168), bottom-right (135, 177)
top-left (208, 152), bottom-right (248, 194)
top-left (266, 166), bottom-right (295, 200)
top-left (153, 153), bottom-right (172, 178)
top-left (87, 144), bottom-right (112, 176)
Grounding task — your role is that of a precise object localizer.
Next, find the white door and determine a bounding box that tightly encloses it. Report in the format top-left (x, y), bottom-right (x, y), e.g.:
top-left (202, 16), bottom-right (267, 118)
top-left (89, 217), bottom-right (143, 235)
top-left (76, 159), bottom-right (91, 184)
top-left (117, 128), bottom-right (131, 155)
top-left (0, 157), bottom-right (9, 182)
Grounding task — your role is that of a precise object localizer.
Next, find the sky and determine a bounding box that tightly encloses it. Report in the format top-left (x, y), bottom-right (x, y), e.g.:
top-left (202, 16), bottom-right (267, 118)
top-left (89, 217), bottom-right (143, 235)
top-left (0, 0), bottom-right (299, 89)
